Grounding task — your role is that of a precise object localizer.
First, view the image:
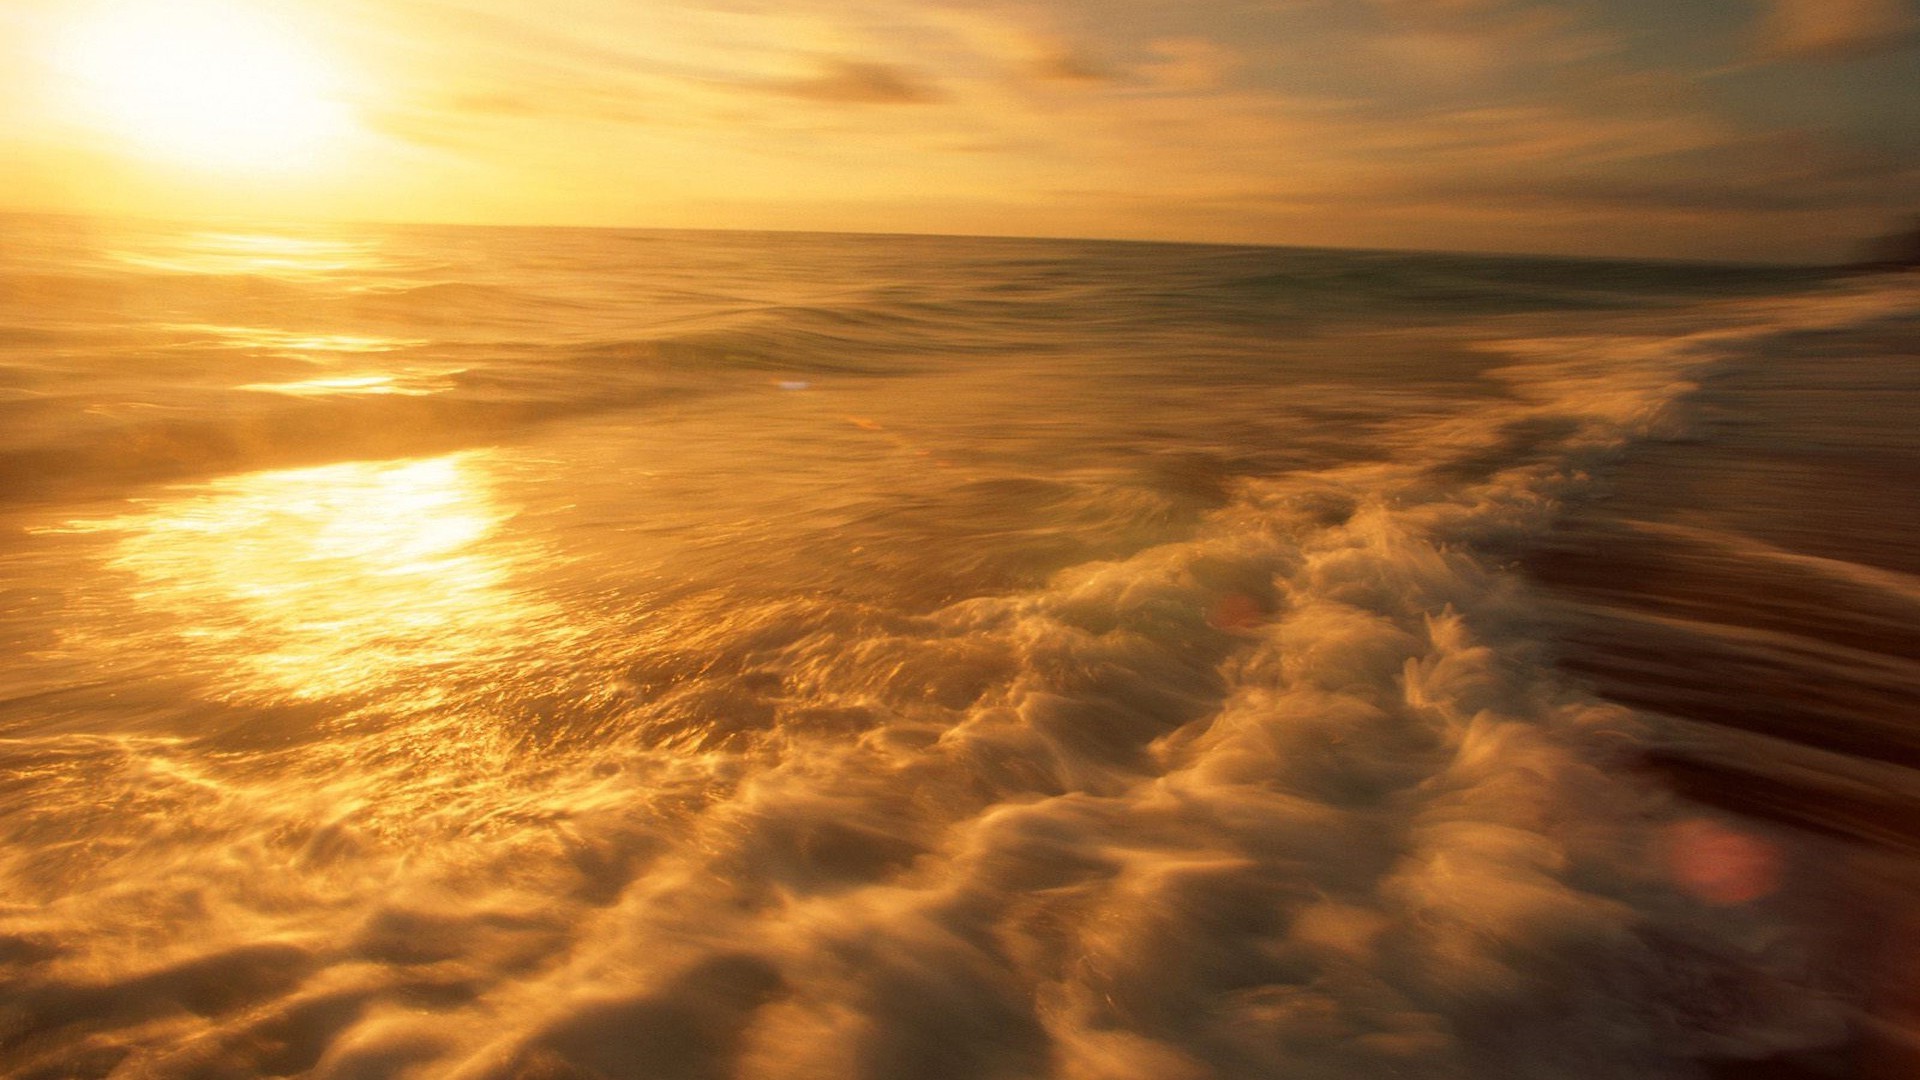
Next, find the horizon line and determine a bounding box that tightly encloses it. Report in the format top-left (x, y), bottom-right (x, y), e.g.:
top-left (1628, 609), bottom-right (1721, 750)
top-left (0, 204), bottom-right (1840, 271)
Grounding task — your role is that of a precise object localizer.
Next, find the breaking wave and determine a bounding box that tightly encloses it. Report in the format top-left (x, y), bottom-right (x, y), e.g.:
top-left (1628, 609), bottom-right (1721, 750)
top-left (3, 243), bottom-right (1909, 1079)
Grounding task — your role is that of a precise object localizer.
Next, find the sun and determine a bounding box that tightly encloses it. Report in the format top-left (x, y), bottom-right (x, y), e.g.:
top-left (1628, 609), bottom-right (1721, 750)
top-left (56, 1), bottom-right (354, 172)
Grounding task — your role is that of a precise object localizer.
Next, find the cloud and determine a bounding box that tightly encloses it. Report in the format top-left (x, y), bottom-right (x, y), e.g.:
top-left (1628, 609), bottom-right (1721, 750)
top-left (771, 59), bottom-right (941, 104)
top-left (1422, 166), bottom-right (1920, 214)
top-left (1030, 46), bottom-right (1114, 83)
top-left (443, 89), bottom-right (652, 126)
top-left (1753, 0), bottom-right (1919, 60)
top-left (1363, 0), bottom-right (1515, 28)
top-left (1020, 38), bottom-right (1237, 89)
top-left (99, 0), bottom-right (1911, 261)
top-left (1138, 38), bottom-right (1240, 90)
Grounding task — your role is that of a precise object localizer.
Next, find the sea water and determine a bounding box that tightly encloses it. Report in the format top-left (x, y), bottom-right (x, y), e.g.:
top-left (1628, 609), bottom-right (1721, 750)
top-left (0, 214), bottom-right (1915, 1078)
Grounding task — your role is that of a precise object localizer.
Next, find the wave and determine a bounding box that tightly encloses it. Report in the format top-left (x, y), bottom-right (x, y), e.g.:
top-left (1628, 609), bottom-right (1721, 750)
top-left (3, 276), bottom-right (1911, 1078)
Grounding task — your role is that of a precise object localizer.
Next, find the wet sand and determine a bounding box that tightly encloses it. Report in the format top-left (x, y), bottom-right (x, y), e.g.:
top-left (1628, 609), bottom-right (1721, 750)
top-left (1523, 302), bottom-right (1920, 1076)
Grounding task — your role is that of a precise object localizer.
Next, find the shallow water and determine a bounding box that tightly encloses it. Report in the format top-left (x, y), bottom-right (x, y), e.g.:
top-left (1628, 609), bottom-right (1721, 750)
top-left (0, 214), bottom-right (1913, 1079)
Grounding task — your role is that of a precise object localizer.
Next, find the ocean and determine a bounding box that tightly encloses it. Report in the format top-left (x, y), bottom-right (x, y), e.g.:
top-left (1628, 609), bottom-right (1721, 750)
top-left (0, 214), bottom-right (1915, 1079)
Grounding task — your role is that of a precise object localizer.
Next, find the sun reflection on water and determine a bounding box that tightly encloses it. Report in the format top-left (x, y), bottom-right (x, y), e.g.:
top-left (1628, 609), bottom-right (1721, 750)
top-left (52, 453), bottom-right (553, 703)
top-left (156, 324), bottom-right (456, 397)
top-left (238, 374), bottom-right (448, 396)
top-left (165, 324), bottom-right (423, 354)
top-left (110, 231), bottom-right (380, 277)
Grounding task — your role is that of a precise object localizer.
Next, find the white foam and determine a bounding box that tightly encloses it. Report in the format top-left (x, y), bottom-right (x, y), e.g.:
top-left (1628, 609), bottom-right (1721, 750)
top-left (5, 278), bottom-right (1913, 1078)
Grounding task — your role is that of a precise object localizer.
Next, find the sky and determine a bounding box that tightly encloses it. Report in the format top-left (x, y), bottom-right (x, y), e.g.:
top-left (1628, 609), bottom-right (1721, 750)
top-left (1, 0), bottom-right (1916, 261)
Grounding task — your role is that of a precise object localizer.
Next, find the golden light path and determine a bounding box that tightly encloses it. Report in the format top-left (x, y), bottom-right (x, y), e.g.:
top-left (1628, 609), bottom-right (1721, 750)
top-left (54, 1), bottom-right (355, 172)
top-left (236, 374), bottom-right (445, 396)
top-left (170, 326), bottom-right (419, 355)
top-left (51, 453), bottom-right (555, 705)
top-left (111, 232), bottom-right (381, 277)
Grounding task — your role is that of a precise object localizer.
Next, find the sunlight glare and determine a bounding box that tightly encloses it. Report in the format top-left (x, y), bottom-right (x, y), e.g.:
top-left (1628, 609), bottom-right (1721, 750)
top-left (45, 454), bottom-right (557, 703)
top-left (57, 1), bottom-right (355, 171)
top-left (238, 374), bottom-right (446, 397)
top-left (110, 232), bottom-right (381, 276)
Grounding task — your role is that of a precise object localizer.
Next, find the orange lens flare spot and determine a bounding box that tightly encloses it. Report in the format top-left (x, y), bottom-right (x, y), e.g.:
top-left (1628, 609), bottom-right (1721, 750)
top-left (1663, 818), bottom-right (1784, 906)
top-left (1206, 592), bottom-right (1266, 631)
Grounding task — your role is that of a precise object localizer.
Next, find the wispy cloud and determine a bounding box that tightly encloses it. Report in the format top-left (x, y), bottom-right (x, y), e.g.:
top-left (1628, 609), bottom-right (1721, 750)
top-left (1137, 38), bottom-right (1239, 90)
top-left (1028, 45), bottom-right (1113, 83)
top-left (10, 0), bottom-right (1916, 258)
top-left (1752, 0), bottom-right (1919, 60)
top-left (770, 59), bottom-right (941, 104)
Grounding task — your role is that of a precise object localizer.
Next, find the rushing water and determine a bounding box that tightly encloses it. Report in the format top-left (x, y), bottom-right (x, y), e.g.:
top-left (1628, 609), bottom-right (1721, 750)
top-left (0, 214), bottom-right (1915, 1079)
